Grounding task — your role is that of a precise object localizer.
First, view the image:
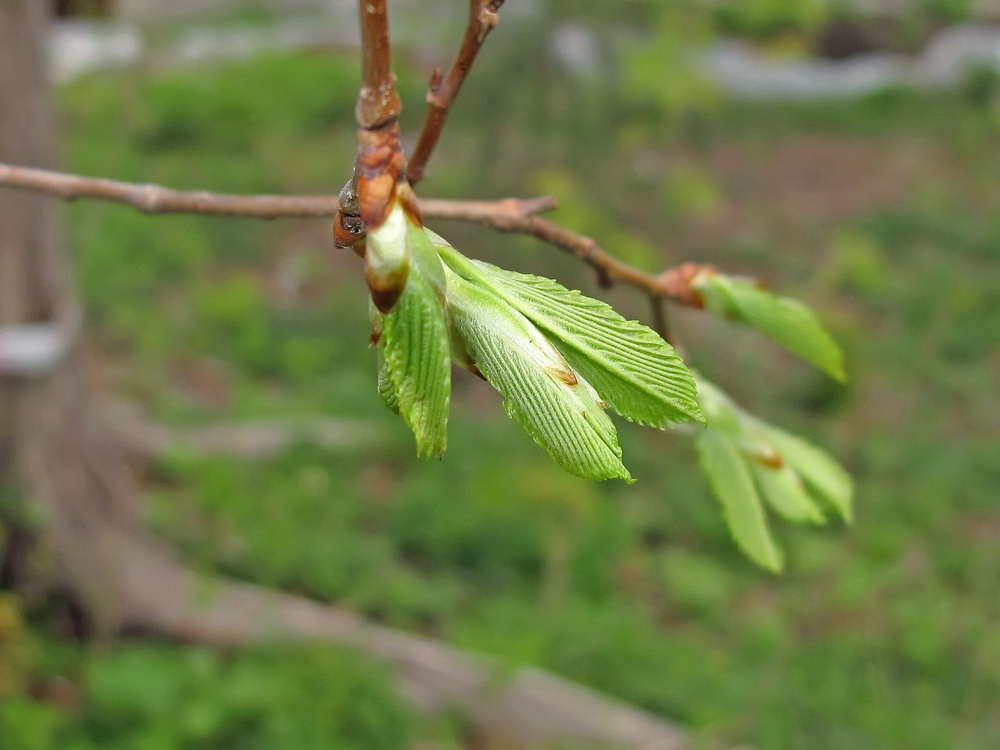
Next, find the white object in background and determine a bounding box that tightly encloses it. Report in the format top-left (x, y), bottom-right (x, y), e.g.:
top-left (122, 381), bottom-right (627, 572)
top-left (48, 20), bottom-right (143, 84)
top-left (0, 323), bottom-right (73, 377)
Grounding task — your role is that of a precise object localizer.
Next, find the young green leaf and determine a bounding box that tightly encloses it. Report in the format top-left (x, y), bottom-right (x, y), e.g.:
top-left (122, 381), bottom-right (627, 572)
top-left (694, 375), bottom-right (853, 567)
top-left (696, 272), bottom-right (845, 381)
top-left (695, 428), bottom-right (783, 572)
top-left (748, 461), bottom-right (826, 524)
top-left (431, 234), bottom-right (703, 428)
top-left (373, 206), bottom-right (451, 459)
top-left (446, 267), bottom-right (631, 482)
top-left (380, 278), bottom-right (450, 458)
top-left (756, 422), bottom-right (854, 523)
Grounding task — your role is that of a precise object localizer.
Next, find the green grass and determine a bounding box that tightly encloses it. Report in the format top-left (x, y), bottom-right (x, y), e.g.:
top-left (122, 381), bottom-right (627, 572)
top-left (4, 44), bottom-right (1000, 750)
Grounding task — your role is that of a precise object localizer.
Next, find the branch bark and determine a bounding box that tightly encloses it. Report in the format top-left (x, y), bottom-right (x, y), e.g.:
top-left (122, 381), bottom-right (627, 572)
top-left (0, 162), bottom-right (690, 300)
top-left (0, 162), bottom-right (555, 222)
top-left (407, 0), bottom-right (506, 186)
top-left (355, 0), bottom-right (402, 130)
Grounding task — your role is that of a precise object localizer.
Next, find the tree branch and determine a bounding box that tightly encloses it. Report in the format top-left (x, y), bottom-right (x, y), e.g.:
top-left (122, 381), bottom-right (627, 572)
top-left (110, 530), bottom-right (691, 750)
top-left (355, 0), bottom-right (401, 130)
top-left (0, 162), bottom-right (339, 218)
top-left (0, 162), bottom-right (553, 221)
top-left (0, 162), bottom-right (706, 304)
top-left (407, 0), bottom-right (506, 186)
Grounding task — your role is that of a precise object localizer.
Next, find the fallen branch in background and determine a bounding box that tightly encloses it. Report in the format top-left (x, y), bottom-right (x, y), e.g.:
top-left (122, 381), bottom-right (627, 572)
top-left (107, 527), bottom-right (691, 750)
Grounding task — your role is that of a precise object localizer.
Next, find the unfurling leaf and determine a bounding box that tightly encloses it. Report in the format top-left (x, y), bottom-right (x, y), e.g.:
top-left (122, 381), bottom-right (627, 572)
top-left (446, 267), bottom-right (631, 482)
top-left (695, 377), bottom-right (853, 569)
top-left (695, 271), bottom-right (845, 381)
top-left (696, 428), bottom-right (784, 572)
top-left (430, 232), bottom-right (703, 429)
top-left (372, 205), bottom-right (450, 458)
top-left (748, 461), bottom-right (825, 524)
top-left (759, 422), bottom-right (853, 523)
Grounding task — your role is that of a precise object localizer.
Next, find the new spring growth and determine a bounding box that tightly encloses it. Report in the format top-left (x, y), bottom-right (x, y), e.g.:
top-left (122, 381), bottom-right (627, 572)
top-left (364, 197), bottom-right (705, 477)
top-left (344, 106), bottom-right (704, 479)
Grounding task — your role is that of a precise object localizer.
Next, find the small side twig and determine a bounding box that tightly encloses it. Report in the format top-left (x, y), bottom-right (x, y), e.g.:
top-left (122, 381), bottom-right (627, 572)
top-left (407, 0), bottom-right (506, 186)
top-left (649, 295), bottom-right (672, 345)
top-left (485, 211), bottom-right (667, 296)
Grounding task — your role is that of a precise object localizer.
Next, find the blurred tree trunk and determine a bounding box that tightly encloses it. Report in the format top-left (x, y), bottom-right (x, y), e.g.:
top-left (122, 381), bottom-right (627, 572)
top-left (0, 0), bottom-right (140, 634)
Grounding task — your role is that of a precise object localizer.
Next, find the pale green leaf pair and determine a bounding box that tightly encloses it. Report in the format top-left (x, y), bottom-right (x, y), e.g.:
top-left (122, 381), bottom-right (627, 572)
top-left (368, 212), bottom-right (703, 478)
top-left (694, 377), bottom-right (853, 571)
top-left (695, 271), bottom-right (845, 381)
top-left (430, 233), bottom-right (703, 429)
top-left (445, 267), bottom-right (631, 481)
top-left (431, 231), bottom-right (702, 480)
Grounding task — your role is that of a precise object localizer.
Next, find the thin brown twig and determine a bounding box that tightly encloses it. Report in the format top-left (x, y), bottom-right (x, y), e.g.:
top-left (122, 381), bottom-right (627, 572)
top-left (407, 0), bottom-right (505, 186)
top-left (490, 212), bottom-right (668, 296)
top-left (0, 162), bottom-right (551, 221)
top-left (0, 163), bottom-right (340, 218)
top-left (650, 295), bottom-right (672, 345)
top-left (0, 162), bottom-right (696, 304)
top-left (355, 0), bottom-right (401, 130)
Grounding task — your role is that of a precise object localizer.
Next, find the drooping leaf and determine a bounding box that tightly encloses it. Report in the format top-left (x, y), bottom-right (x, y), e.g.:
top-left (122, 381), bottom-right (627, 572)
top-left (374, 208), bottom-right (451, 458)
top-left (696, 272), bottom-right (845, 381)
top-left (748, 461), bottom-right (826, 524)
top-left (757, 422), bottom-right (854, 522)
top-left (695, 428), bottom-right (783, 572)
top-left (431, 234), bottom-right (703, 428)
top-left (446, 267), bottom-right (631, 482)
top-left (694, 375), bottom-right (853, 567)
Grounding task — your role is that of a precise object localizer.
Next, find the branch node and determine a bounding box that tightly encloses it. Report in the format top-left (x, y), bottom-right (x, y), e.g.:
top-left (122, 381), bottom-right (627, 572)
top-left (356, 0), bottom-right (402, 130)
top-left (356, 122), bottom-right (409, 230)
top-left (428, 67), bottom-right (444, 97)
top-left (656, 263), bottom-right (716, 309)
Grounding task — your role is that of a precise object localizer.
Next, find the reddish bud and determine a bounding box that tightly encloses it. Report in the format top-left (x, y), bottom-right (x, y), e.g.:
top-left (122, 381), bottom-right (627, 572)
top-left (658, 263), bottom-right (717, 309)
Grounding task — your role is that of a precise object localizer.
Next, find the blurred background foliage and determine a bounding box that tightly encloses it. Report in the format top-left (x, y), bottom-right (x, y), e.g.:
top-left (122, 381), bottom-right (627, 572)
top-left (2, 0), bottom-right (1000, 748)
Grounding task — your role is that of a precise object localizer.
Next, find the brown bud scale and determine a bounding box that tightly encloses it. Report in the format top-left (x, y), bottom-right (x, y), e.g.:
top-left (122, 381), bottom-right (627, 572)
top-left (356, 123), bottom-right (409, 230)
top-left (658, 263), bottom-right (717, 309)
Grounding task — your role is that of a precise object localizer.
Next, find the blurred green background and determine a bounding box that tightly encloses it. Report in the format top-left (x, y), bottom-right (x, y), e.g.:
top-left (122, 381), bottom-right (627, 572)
top-left (2, 1), bottom-right (1000, 748)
